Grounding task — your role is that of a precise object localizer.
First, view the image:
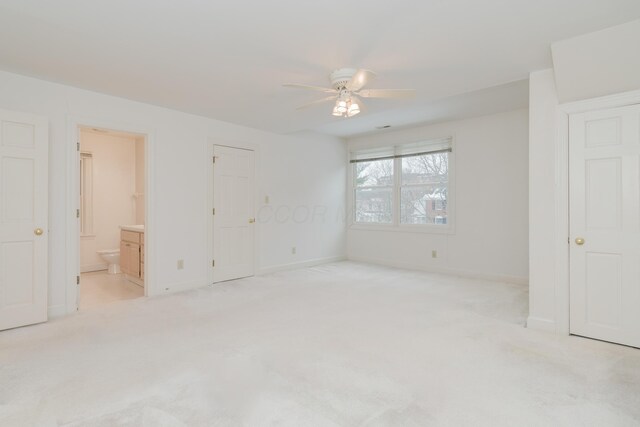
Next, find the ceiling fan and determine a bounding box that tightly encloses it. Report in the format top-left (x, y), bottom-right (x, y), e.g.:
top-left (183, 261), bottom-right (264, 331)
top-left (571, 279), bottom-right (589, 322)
top-left (284, 68), bottom-right (416, 118)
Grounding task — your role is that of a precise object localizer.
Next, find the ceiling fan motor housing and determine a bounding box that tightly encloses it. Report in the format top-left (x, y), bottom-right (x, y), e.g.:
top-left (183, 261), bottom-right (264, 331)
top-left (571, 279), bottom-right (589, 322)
top-left (330, 68), bottom-right (357, 90)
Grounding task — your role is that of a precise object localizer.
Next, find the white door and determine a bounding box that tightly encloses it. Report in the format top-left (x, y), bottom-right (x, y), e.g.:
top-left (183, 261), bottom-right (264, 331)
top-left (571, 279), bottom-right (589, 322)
top-left (0, 110), bottom-right (48, 330)
top-left (569, 104), bottom-right (640, 348)
top-left (213, 145), bottom-right (255, 282)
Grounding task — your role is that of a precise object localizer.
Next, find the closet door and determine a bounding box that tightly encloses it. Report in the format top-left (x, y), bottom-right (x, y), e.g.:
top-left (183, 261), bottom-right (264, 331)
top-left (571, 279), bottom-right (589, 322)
top-left (0, 110), bottom-right (48, 330)
top-left (212, 145), bottom-right (255, 283)
top-left (569, 104), bottom-right (640, 348)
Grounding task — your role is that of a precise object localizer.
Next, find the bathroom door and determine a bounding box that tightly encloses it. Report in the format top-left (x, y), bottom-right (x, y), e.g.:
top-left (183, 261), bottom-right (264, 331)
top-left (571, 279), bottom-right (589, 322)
top-left (212, 145), bottom-right (255, 282)
top-left (0, 109), bottom-right (49, 330)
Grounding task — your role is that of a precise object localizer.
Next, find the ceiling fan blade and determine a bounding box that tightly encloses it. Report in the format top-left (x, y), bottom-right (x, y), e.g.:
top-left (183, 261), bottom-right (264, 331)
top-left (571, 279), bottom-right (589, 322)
top-left (283, 83), bottom-right (337, 94)
top-left (296, 96), bottom-right (337, 110)
top-left (357, 89), bottom-right (416, 99)
top-left (345, 69), bottom-right (377, 92)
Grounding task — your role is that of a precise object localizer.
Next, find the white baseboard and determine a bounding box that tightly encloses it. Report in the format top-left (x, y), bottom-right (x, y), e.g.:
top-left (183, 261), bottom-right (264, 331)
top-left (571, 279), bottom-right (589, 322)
top-left (152, 280), bottom-right (206, 296)
top-left (81, 263), bottom-right (107, 273)
top-left (347, 255), bottom-right (528, 286)
top-left (526, 316), bottom-right (557, 333)
top-left (258, 255), bottom-right (347, 275)
top-left (152, 256), bottom-right (346, 293)
top-left (48, 304), bottom-right (68, 319)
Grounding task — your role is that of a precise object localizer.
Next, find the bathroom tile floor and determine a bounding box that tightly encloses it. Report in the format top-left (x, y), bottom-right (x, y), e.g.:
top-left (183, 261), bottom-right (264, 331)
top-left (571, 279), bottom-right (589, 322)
top-left (80, 270), bottom-right (144, 310)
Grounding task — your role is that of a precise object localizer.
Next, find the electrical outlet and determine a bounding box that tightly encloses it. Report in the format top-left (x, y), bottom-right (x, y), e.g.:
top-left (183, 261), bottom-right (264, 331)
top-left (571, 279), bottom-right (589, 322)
top-left (292, 247), bottom-right (296, 255)
top-left (177, 259), bottom-right (184, 270)
top-left (431, 250), bottom-right (437, 258)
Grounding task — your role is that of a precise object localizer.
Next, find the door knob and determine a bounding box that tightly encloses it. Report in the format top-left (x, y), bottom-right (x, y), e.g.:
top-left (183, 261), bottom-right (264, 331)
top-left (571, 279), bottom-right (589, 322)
top-left (575, 237), bottom-right (585, 245)
top-left (34, 228), bottom-right (43, 236)
top-left (248, 218), bottom-right (255, 223)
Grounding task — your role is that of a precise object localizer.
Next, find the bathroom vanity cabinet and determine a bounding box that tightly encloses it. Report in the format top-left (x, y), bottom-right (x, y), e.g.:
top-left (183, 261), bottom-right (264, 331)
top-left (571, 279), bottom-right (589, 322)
top-left (120, 229), bottom-right (144, 286)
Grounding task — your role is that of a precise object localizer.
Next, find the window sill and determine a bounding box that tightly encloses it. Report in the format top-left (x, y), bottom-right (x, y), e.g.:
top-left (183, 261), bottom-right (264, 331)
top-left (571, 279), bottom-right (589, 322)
top-left (349, 223), bottom-right (455, 235)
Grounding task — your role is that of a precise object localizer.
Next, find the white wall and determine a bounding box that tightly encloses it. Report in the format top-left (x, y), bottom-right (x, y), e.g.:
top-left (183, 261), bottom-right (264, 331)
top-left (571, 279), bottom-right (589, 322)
top-left (79, 130), bottom-right (138, 271)
top-left (255, 131), bottom-right (347, 272)
top-left (346, 109), bottom-right (529, 283)
top-left (527, 69), bottom-right (563, 332)
top-left (0, 70), bottom-right (346, 317)
top-left (552, 19), bottom-right (640, 103)
top-left (529, 20), bottom-right (640, 334)
top-left (134, 136), bottom-right (145, 225)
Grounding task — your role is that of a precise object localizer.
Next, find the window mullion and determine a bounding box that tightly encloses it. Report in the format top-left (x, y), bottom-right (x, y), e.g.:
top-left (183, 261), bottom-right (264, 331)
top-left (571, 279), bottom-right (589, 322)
top-left (393, 157), bottom-right (401, 226)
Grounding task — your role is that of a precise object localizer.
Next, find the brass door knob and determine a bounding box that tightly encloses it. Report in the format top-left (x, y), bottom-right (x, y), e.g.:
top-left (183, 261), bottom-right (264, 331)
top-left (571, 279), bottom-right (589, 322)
top-left (248, 218), bottom-right (256, 223)
top-left (575, 237), bottom-right (585, 245)
top-left (34, 228), bottom-right (43, 236)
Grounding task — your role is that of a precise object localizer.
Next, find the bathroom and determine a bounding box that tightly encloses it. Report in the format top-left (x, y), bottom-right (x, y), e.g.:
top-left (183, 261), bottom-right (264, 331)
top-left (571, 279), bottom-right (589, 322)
top-left (79, 127), bottom-right (145, 310)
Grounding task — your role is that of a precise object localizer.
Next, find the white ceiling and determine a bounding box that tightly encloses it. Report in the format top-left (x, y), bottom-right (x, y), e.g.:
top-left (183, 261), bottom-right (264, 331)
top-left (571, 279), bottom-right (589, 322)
top-left (0, 1), bottom-right (639, 137)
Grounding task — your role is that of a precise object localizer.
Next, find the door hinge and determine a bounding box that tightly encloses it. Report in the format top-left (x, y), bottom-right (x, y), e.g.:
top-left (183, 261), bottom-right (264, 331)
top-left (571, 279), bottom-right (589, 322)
top-left (212, 208), bottom-right (216, 215)
top-left (212, 156), bottom-right (216, 164)
top-left (212, 259), bottom-right (215, 267)
top-left (77, 141), bottom-right (80, 151)
top-left (76, 275), bottom-right (80, 285)
top-left (76, 208), bottom-right (80, 218)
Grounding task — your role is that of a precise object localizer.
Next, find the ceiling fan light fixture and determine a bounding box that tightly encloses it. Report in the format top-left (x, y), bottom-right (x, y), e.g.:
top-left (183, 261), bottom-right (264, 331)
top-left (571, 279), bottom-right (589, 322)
top-left (347, 102), bottom-right (360, 117)
top-left (285, 67), bottom-right (415, 119)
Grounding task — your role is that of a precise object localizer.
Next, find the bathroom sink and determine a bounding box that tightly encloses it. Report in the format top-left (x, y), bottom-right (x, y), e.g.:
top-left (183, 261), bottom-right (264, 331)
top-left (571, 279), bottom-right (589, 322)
top-left (120, 224), bottom-right (144, 232)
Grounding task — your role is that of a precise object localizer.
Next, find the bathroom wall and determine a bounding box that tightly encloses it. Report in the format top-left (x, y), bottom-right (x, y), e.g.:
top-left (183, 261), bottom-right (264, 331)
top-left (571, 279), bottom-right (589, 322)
top-left (134, 137), bottom-right (145, 225)
top-left (80, 130), bottom-right (138, 272)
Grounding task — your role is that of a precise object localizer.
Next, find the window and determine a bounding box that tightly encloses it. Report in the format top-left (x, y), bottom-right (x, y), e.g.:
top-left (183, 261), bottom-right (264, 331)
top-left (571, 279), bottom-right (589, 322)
top-left (400, 151), bottom-right (449, 225)
top-left (79, 152), bottom-right (94, 235)
top-left (354, 158), bottom-right (393, 223)
top-left (351, 137), bottom-right (452, 229)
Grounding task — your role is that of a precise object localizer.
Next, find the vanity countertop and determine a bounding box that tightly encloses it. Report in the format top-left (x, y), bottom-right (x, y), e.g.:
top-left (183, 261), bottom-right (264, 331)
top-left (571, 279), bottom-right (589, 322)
top-left (120, 224), bottom-right (144, 232)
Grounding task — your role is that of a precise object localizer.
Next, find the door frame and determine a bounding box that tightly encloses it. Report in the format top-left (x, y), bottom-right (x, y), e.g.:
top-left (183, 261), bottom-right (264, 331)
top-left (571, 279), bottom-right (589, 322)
top-left (206, 139), bottom-right (259, 285)
top-left (554, 89), bottom-right (640, 335)
top-left (66, 116), bottom-right (156, 313)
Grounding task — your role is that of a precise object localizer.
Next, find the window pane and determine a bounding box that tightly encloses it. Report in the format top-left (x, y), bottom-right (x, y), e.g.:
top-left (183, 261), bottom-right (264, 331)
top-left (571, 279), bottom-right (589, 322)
top-left (400, 186), bottom-right (447, 225)
top-left (354, 159), bottom-right (394, 187)
top-left (401, 152), bottom-right (448, 185)
top-left (355, 187), bottom-right (392, 223)
top-left (401, 152), bottom-right (448, 225)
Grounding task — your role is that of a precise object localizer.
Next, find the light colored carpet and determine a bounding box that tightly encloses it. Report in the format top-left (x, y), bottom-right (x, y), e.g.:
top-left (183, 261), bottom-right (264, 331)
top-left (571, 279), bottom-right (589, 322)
top-left (1, 261), bottom-right (639, 426)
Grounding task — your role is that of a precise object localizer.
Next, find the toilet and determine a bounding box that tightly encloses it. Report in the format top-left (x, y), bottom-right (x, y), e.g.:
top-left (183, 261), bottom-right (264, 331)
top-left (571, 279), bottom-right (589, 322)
top-left (97, 249), bottom-right (121, 274)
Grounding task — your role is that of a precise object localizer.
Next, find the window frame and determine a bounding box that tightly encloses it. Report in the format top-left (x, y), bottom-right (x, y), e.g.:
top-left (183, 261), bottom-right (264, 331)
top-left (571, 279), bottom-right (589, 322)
top-left (79, 151), bottom-right (94, 237)
top-left (349, 137), bottom-right (455, 235)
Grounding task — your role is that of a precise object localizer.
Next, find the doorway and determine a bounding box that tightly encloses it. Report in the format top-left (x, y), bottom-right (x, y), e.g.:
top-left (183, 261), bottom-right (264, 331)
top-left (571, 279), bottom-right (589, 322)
top-left (212, 144), bottom-right (256, 283)
top-left (569, 103), bottom-right (640, 348)
top-left (77, 127), bottom-right (146, 310)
